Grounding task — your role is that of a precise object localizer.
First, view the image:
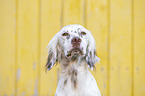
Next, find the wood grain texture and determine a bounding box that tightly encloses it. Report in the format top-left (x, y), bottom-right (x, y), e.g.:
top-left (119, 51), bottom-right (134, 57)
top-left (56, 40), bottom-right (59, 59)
top-left (16, 0), bottom-right (39, 95)
top-left (62, 0), bottom-right (85, 26)
top-left (134, 0), bottom-right (145, 96)
top-left (0, 0), bottom-right (16, 95)
top-left (39, 0), bottom-right (61, 95)
top-left (110, 0), bottom-right (132, 96)
top-left (85, 0), bottom-right (109, 96)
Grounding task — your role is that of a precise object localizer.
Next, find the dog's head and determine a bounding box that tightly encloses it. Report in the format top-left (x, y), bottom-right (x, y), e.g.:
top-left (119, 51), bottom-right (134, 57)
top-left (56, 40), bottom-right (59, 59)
top-left (45, 24), bottom-right (100, 71)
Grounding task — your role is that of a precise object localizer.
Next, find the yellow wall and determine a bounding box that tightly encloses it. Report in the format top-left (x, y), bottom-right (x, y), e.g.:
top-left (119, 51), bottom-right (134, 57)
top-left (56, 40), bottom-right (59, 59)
top-left (0, 0), bottom-right (145, 96)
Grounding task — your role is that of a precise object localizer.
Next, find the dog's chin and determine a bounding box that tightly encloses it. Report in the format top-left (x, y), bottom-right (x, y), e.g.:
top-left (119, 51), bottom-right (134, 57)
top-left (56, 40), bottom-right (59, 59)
top-left (66, 48), bottom-right (83, 58)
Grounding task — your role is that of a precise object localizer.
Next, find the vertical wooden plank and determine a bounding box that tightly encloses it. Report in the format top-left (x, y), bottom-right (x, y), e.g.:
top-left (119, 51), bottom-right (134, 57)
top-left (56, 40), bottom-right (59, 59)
top-left (62, 0), bottom-right (85, 26)
top-left (110, 0), bottom-right (132, 96)
top-left (85, 0), bottom-right (109, 96)
top-left (16, 0), bottom-right (39, 95)
top-left (40, 0), bottom-right (61, 95)
top-left (134, 0), bottom-right (145, 96)
top-left (0, 0), bottom-right (16, 95)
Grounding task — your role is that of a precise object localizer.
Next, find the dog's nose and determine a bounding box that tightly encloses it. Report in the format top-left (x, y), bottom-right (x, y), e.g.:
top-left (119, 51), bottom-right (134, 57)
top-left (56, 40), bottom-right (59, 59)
top-left (71, 37), bottom-right (81, 47)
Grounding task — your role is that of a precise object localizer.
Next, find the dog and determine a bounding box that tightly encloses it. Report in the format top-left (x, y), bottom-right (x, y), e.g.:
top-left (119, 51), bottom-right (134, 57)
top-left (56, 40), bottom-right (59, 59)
top-left (45, 24), bottom-right (101, 96)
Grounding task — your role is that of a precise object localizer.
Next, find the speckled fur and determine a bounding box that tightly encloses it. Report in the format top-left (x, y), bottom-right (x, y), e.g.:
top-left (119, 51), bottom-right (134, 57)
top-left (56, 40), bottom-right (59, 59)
top-left (46, 24), bottom-right (101, 96)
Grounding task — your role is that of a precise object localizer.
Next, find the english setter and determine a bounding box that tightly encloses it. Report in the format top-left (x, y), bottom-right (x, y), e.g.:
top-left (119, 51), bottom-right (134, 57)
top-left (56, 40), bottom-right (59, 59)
top-left (45, 24), bottom-right (101, 96)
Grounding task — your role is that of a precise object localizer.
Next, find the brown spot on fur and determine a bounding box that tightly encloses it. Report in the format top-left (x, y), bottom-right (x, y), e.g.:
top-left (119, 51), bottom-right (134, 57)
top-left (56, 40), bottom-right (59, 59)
top-left (71, 56), bottom-right (77, 61)
top-left (47, 52), bottom-right (52, 63)
top-left (71, 69), bottom-right (77, 89)
top-left (63, 63), bottom-right (69, 68)
top-left (64, 79), bottom-right (67, 86)
top-left (74, 80), bottom-right (77, 88)
top-left (94, 50), bottom-right (98, 56)
top-left (75, 71), bottom-right (77, 76)
top-left (45, 52), bottom-right (53, 71)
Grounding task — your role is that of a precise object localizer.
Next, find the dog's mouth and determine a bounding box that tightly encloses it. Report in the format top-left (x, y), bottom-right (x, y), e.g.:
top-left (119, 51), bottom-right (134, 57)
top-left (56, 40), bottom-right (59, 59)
top-left (67, 48), bottom-right (83, 58)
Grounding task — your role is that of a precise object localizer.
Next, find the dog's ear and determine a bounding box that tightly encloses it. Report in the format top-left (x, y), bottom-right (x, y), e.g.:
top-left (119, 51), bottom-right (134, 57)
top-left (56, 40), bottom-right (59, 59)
top-left (45, 33), bottom-right (60, 71)
top-left (86, 31), bottom-right (100, 70)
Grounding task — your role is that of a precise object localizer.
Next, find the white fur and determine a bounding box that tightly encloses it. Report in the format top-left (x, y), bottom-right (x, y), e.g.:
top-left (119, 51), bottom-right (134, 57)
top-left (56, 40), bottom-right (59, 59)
top-left (46, 24), bottom-right (101, 96)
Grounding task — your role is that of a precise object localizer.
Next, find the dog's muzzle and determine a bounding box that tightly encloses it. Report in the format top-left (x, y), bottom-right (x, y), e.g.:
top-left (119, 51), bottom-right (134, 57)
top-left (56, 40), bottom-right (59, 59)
top-left (67, 37), bottom-right (83, 58)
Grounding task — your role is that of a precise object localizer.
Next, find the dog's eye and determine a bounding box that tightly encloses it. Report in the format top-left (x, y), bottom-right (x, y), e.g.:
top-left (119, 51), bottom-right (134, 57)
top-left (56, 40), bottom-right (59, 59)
top-left (62, 32), bottom-right (69, 36)
top-left (81, 31), bottom-right (86, 35)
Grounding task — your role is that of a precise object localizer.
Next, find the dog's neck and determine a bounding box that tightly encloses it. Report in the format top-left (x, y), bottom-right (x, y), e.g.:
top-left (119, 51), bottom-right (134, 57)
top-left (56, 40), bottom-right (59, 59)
top-left (60, 56), bottom-right (87, 74)
top-left (59, 56), bottom-right (88, 89)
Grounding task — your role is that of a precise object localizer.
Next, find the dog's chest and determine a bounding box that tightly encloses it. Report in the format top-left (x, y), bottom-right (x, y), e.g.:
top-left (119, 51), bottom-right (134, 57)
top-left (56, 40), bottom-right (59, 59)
top-left (55, 70), bottom-right (101, 96)
top-left (62, 72), bottom-right (88, 96)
